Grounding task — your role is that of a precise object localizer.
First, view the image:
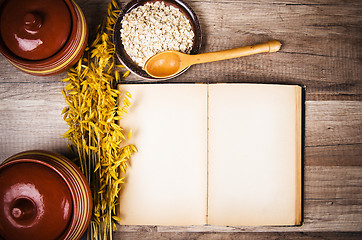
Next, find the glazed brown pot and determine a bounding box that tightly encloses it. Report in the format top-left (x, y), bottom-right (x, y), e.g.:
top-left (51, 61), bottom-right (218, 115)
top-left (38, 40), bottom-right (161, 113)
top-left (0, 150), bottom-right (92, 240)
top-left (0, 0), bottom-right (88, 76)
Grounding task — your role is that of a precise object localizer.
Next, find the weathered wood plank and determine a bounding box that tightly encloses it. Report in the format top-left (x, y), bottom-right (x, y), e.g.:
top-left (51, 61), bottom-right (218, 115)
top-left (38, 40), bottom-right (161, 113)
top-left (114, 166), bottom-right (362, 233)
top-left (112, 231), bottom-right (362, 240)
top-left (304, 101), bottom-right (362, 166)
top-left (0, 0), bottom-right (361, 237)
top-left (0, 82), bottom-right (360, 166)
top-left (305, 101), bottom-right (361, 146)
top-left (0, 0), bottom-right (360, 100)
top-left (113, 0), bottom-right (361, 100)
top-left (0, 81), bottom-right (361, 234)
top-left (306, 144), bottom-right (362, 166)
top-left (0, 82), bottom-right (69, 160)
top-left (303, 166), bottom-right (362, 231)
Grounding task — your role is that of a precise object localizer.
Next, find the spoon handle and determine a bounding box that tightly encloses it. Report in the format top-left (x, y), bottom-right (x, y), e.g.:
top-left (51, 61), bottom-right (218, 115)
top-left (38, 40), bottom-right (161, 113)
top-left (191, 40), bottom-right (281, 65)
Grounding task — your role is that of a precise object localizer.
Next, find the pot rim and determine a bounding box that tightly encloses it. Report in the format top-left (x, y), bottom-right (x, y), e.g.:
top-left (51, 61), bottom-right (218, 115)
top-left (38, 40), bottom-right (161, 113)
top-left (0, 150), bottom-right (92, 240)
top-left (0, 0), bottom-right (88, 75)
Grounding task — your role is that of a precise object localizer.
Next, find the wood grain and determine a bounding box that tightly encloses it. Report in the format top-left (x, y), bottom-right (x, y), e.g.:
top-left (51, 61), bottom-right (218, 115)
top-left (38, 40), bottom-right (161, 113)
top-left (114, 166), bottom-right (362, 233)
top-left (0, 0), bottom-right (360, 100)
top-left (305, 101), bottom-right (362, 166)
top-left (112, 232), bottom-right (362, 240)
top-left (110, 0), bottom-right (361, 101)
top-left (0, 81), bottom-right (69, 160)
top-left (1, 83), bottom-right (360, 164)
top-left (0, 0), bottom-right (361, 238)
top-left (1, 81), bottom-right (361, 232)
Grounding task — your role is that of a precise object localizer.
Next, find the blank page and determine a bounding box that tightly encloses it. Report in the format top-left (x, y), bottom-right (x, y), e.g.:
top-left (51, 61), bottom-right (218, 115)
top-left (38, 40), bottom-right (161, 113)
top-left (207, 84), bottom-right (302, 226)
top-left (117, 84), bottom-right (208, 225)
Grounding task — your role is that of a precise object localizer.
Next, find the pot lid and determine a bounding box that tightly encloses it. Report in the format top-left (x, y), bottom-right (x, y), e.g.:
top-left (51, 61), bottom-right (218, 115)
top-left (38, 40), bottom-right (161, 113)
top-left (0, 0), bottom-right (72, 60)
top-left (0, 161), bottom-right (73, 240)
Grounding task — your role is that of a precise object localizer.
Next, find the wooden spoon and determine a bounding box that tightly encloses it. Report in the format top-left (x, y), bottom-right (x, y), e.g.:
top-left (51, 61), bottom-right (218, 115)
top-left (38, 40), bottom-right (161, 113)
top-left (144, 40), bottom-right (282, 78)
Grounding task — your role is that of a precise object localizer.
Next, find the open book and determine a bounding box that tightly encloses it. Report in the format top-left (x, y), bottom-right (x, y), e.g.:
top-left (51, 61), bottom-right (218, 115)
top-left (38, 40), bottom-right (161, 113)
top-left (117, 83), bottom-right (302, 226)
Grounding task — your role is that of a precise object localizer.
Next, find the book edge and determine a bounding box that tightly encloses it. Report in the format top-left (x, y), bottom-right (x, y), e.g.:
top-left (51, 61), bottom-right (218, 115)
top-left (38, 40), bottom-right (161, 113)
top-left (116, 83), bottom-right (304, 227)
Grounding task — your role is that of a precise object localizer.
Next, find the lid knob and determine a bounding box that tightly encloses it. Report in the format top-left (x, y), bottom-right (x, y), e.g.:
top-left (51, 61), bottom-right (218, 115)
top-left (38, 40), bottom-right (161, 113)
top-left (0, 0), bottom-right (72, 60)
top-left (24, 13), bottom-right (42, 32)
top-left (10, 197), bottom-right (37, 223)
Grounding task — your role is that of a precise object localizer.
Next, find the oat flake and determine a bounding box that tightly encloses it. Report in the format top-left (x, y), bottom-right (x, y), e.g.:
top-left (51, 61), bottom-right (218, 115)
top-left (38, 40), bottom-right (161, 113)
top-left (120, 1), bottom-right (194, 68)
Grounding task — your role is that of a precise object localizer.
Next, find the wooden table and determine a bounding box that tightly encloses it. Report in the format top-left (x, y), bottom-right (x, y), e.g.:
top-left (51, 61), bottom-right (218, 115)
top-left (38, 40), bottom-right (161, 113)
top-left (0, 0), bottom-right (361, 239)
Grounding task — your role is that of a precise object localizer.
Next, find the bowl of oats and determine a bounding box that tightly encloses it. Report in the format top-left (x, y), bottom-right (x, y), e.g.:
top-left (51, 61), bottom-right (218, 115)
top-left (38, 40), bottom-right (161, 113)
top-left (114, 0), bottom-right (202, 80)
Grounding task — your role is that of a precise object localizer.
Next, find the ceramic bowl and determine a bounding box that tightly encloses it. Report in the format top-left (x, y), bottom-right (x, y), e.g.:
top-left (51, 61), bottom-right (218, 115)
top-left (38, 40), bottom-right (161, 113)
top-left (114, 0), bottom-right (202, 81)
top-left (0, 150), bottom-right (92, 240)
top-left (0, 0), bottom-right (88, 76)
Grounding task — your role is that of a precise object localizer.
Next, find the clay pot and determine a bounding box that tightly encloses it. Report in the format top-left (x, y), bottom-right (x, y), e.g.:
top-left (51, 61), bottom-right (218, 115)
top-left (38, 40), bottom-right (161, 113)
top-left (0, 150), bottom-right (92, 240)
top-left (0, 0), bottom-right (88, 76)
